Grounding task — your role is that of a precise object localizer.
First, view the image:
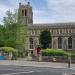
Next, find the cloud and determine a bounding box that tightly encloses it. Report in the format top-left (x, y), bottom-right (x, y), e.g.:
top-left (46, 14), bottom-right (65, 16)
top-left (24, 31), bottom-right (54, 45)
top-left (1, 0), bottom-right (75, 24)
top-left (0, 0), bottom-right (19, 24)
top-left (33, 9), bottom-right (58, 24)
top-left (0, 4), bottom-right (14, 24)
top-left (33, 10), bottom-right (46, 24)
top-left (46, 0), bottom-right (75, 22)
top-left (0, 0), bottom-right (26, 24)
top-left (33, 0), bottom-right (75, 23)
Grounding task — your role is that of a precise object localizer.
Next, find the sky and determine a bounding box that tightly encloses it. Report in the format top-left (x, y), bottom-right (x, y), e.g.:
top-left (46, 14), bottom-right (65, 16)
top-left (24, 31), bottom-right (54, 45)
top-left (0, 0), bottom-right (75, 24)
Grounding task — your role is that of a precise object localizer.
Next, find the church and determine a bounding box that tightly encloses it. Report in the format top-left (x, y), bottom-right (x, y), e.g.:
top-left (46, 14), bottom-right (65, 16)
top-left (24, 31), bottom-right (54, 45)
top-left (18, 1), bottom-right (75, 50)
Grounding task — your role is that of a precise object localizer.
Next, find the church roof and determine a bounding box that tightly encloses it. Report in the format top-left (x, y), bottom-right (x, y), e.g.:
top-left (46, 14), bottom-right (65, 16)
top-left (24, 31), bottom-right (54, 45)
top-left (28, 22), bottom-right (75, 29)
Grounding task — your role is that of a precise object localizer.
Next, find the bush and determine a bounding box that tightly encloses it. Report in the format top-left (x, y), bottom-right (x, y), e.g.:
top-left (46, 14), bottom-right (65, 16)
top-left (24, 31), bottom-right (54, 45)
top-left (1, 47), bottom-right (17, 60)
top-left (64, 52), bottom-right (75, 60)
top-left (42, 49), bottom-right (65, 56)
top-left (1, 47), bottom-right (16, 52)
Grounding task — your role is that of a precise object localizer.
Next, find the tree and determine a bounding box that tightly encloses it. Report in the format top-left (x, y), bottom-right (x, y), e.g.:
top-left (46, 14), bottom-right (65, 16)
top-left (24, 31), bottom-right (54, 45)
top-left (16, 21), bottom-right (28, 57)
top-left (3, 10), bottom-right (18, 48)
top-left (4, 23), bottom-right (17, 48)
top-left (3, 10), bottom-right (17, 25)
top-left (2, 10), bottom-right (28, 57)
top-left (0, 25), bottom-right (6, 47)
top-left (39, 29), bottom-right (52, 49)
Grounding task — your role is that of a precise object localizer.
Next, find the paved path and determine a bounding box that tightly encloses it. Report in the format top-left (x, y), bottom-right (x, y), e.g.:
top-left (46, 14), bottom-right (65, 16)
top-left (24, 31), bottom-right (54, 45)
top-left (0, 60), bottom-right (75, 70)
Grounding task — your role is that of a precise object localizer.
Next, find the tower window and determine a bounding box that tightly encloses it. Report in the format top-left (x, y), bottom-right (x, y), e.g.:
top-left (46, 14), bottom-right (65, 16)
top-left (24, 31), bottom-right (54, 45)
top-left (22, 10), bottom-right (24, 16)
top-left (25, 9), bottom-right (27, 16)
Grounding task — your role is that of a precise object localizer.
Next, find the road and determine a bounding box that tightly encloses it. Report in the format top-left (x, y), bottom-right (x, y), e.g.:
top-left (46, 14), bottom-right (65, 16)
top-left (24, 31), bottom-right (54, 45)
top-left (0, 65), bottom-right (75, 75)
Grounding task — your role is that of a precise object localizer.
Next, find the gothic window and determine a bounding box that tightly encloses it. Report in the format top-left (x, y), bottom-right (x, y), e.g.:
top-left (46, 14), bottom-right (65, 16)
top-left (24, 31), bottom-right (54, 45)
top-left (57, 29), bottom-right (59, 34)
top-left (22, 10), bottom-right (24, 16)
top-left (30, 38), bottom-right (33, 49)
top-left (69, 29), bottom-right (71, 33)
top-left (66, 29), bottom-right (68, 34)
top-left (25, 9), bottom-right (27, 16)
top-left (68, 37), bottom-right (72, 49)
top-left (62, 29), bottom-right (64, 34)
top-left (58, 37), bottom-right (62, 49)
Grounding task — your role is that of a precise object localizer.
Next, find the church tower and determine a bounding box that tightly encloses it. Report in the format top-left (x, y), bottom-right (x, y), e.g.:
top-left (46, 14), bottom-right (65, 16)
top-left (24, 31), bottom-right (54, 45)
top-left (18, 1), bottom-right (33, 25)
top-left (16, 1), bottom-right (33, 55)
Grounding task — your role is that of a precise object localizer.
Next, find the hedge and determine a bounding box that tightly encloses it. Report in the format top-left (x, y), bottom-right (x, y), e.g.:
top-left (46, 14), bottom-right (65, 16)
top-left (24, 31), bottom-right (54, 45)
top-left (42, 49), bottom-right (65, 56)
top-left (1, 47), bottom-right (16, 53)
top-left (0, 47), bottom-right (18, 60)
top-left (64, 52), bottom-right (75, 60)
top-left (42, 49), bottom-right (75, 60)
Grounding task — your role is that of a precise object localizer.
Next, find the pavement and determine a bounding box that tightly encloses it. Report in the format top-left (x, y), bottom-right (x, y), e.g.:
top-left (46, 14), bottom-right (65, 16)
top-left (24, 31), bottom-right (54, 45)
top-left (0, 60), bottom-right (75, 70)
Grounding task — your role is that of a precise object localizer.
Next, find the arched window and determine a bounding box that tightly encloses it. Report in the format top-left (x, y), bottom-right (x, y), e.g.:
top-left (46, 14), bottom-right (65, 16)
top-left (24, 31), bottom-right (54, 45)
top-left (30, 38), bottom-right (33, 49)
top-left (68, 37), bottom-right (72, 49)
top-left (22, 10), bottom-right (24, 16)
top-left (25, 9), bottom-right (27, 16)
top-left (58, 37), bottom-right (62, 49)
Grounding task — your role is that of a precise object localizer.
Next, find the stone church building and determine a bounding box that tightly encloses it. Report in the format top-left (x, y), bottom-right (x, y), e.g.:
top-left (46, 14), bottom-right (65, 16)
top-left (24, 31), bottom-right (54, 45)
top-left (18, 2), bottom-right (75, 50)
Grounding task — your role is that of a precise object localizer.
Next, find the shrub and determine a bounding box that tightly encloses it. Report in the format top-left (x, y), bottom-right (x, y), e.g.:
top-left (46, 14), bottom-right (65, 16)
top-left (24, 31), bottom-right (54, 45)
top-left (64, 52), bottom-right (75, 60)
top-left (1, 47), bottom-right (16, 52)
top-left (1, 47), bottom-right (17, 60)
top-left (42, 49), bottom-right (65, 56)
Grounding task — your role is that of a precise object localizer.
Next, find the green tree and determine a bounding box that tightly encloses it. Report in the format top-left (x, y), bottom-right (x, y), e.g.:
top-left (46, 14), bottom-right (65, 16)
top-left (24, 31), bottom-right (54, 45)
top-left (39, 29), bottom-right (52, 49)
top-left (3, 10), bottom-right (28, 57)
top-left (3, 10), bottom-right (18, 48)
top-left (16, 22), bottom-right (28, 57)
top-left (3, 10), bottom-right (17, 25)
top-left (0, 25), bottom-right (6, 47)
top-left (4, 23), bottom-right (17, 48)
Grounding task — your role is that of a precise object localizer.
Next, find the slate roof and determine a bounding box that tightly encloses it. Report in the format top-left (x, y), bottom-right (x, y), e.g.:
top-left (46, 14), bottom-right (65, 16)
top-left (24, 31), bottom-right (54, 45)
top-left (28, 22), bottom-right (75, 29)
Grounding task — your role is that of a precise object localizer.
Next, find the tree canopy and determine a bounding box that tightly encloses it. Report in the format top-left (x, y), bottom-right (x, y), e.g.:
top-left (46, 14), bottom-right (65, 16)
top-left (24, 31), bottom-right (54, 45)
top-left (3, 10), bottom-right (17, 25)
top-left (39, 29), bottom-right (52, 49)
top-left (0, 25), bottom-right (6, 47)
top-left (0, 10), bottom-right (28, 57)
